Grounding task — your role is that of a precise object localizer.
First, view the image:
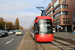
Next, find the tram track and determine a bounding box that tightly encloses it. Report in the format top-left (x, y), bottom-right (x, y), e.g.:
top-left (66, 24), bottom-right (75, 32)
top-left (37, 42), bottom-right (45, 50)
top-left (36, 38), bottom-right (75, 50)
top-left (54, 35), bottom-right (75, 44)
top-left (50, 42), bottom-right (63, 50)
top-left (52, 38), bottom-right (75, 50)
top-left (54, 36), bottom-right (75, 50)
top-left (36, 42), bottom-right (62, 50)
top-left (54, 40), bottom-right (75, 49)
top-left (29, 33), bottom-right (62, 50)
top-left (28, 31), bottom-right (75, 50)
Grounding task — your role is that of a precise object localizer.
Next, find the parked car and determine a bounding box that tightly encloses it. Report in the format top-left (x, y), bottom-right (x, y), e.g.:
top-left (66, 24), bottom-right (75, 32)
top-left (0, 30), bottom-right (8, 37)
top-left (8, 30), bottom-right (14, 34)
top-left (5, 30), bottom-right (8, 33)
top-left (15, 30), bottom-right (23, 36)
top-left (13, 30), bottom-right (18, 34)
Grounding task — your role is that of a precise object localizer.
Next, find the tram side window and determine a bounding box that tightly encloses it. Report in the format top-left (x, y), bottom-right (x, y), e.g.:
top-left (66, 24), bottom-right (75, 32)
top-left (35, 23), bottom-right (39, 34)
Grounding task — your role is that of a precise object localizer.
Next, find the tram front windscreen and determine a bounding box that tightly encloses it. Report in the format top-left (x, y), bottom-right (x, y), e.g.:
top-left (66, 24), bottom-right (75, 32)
top-left (38, 19), bottom-right (52, 34)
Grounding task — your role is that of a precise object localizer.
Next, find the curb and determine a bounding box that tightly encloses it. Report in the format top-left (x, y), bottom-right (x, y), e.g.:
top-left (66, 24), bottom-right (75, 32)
top-left (18, 32), bottom-right (26, 50)
top-left (28, 31), bottom-right (37, 47)
top-left (28, 31), bottom-right (44, 50)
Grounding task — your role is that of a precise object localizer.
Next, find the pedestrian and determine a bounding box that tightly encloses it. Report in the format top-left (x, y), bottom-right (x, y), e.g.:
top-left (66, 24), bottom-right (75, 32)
top-left (73, 30), bottom-right (75, 34)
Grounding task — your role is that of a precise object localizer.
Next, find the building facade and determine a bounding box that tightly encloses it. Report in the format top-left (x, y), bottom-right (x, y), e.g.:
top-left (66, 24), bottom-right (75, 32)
top-left (46, 0), bottom-right (75, 32)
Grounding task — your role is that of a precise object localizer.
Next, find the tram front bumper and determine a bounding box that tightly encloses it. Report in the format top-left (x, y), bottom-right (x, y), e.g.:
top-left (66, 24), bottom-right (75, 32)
top-left (35, 34), bottom-right (53, 42)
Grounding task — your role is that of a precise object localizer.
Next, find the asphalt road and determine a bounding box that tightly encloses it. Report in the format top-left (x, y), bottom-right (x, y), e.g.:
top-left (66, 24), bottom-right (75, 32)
top-left (0, 31), bottom-right (26, 50)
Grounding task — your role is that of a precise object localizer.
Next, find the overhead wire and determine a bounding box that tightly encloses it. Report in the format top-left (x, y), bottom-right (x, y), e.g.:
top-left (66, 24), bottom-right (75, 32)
top-left (0, 0), bottom-right (46, 15)
top-left (41, 0), bottom-right (46, 6)
top-left (36, 0), bottom-right (46, 15)
top-left (9, 0), bottom-right (19, 14)
top-left (0, 0), bottom-right (25, 9)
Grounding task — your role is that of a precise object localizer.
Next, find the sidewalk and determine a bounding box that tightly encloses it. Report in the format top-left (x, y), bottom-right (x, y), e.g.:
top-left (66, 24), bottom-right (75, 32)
top-left (54, 32), bottom-right (75, 40)
top-left (19, 31), bottom-right (37, 50)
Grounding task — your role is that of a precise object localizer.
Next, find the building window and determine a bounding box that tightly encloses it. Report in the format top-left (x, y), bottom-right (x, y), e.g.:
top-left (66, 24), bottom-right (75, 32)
top-left (68, 21), bottom-right (70, 24)
top-left (54, 5), bottom-right (60, 12)
top-left (62, 11), bottom-right (68, 15)
top-left (63, 18), bottom-right (70, 24)
top-left (62, 0), bottom-right (66, 3)
top-left (66, 21), bottom-right (67, 24)
top-left (53, 21), bottom-right (54, 24)
top-left (68, 18), bottom-right (69, 21)
top-left (68, 18), bottom-right (70, 24)
top-left (66, 18), bottom-right (67, 24)
top-left (53, 19), bottom-right (60, 25)
top-left (66, 18), bottom-right (67, 20)
top-left (62, 5), bottom-right (68, 8)
top-left (54, 20), bottom-right (57, 25)
top-left (54, 5), bottom-right (68, 13)
top-left (46, 6), bottom-right (51, 12)
top-left (46, 6), bottom-right (53, 12)
top-left (54, 11), bottom-right (68, 18)
top-left (57, 19), bottom-right (60, 24)
top-left (63, 18), bottom-right (65, 24)
top-left (63, 21), bottom-right (65, 24)
top-left (63, 18), bottom-right (65, 20)
top-left (54, 12), bottom-right (61, 18)
top-left (47, 11), bottom-right (53, 16)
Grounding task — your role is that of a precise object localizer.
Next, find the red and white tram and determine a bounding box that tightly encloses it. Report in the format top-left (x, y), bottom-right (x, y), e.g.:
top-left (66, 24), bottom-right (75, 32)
top-left (29, 16), bottom-right (53, 42)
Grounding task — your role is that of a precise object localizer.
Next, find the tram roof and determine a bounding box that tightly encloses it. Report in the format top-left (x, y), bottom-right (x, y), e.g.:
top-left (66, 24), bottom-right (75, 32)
top-left (36, 16), bottom-right (52, 19)
top-left (35, 16), bottom-right (53, 23)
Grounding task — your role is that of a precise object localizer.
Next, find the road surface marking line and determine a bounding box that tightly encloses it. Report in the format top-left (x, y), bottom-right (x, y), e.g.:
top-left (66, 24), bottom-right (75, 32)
top-left (11, 35), bottom-right (14, 36)
top-left (4, 37), bottom-right (9, 39)
top-left (5, 38), bottom-right (14, 45)
top-left (18, 32), bottom-right (26, 50)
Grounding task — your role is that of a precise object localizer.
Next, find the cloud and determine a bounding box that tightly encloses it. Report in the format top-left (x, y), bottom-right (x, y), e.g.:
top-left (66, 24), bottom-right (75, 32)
top-left (0, 0), bottom-right (51, 29)
top-left (0, 1), bottom-right (33, 14)
top-left (0, 11), bottom-right (41, 29)
top-left (0, 0), bottom-right (51, 13)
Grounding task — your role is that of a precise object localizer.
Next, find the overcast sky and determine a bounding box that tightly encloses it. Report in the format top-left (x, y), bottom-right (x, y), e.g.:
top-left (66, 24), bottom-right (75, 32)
top-left (0, 0), bottom-right (51, 29)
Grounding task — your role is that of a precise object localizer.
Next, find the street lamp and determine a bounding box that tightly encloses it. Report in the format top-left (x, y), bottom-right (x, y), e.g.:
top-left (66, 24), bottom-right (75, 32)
top-left (4, 20), bottom-right (7, 31)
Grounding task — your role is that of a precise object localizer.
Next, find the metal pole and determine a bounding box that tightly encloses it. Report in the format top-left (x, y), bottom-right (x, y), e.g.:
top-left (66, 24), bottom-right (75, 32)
top-left (57, 28), bottom-right (59, 33)
top-left (72, 13), bottom-right (74, 32)
top-left (4, 20), bottom-right (7, 31)
top-left (5, 22), bottom-right (6, 31)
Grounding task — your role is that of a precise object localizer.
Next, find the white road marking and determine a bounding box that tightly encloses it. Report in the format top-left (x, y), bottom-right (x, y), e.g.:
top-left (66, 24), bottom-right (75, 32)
top-left (11, 35), bottom-right (14, 36)
top-left (5, 38), bottom-right (14, 45)
top-left (4, 37), bottom-right (9, 39)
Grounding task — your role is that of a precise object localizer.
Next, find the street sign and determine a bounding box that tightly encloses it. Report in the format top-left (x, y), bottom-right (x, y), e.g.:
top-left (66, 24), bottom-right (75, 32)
top-left (73, 31), bottom-right (75, 34)
top-left (57, 25), bottom-right (59, 28)
top-left (57, 25), bottom-right (61, 28)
